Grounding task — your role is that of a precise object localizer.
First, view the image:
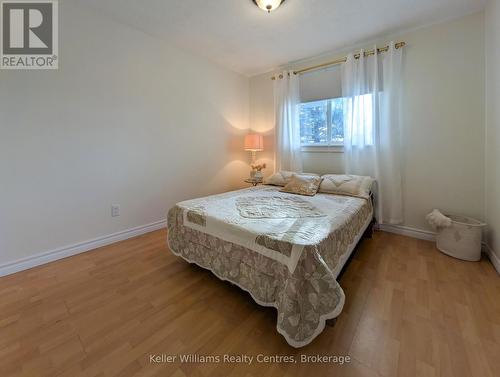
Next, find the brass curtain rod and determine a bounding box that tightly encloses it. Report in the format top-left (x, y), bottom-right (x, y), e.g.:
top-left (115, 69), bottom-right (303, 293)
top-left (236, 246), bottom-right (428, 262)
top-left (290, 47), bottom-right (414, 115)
top-left (271, 41), bottom-right (406, 80)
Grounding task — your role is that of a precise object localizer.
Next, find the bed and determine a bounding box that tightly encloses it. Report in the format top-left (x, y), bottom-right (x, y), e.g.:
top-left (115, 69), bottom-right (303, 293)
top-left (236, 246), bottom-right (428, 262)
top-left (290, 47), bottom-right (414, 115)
top-left (167, 184), bottom-right (373, 347)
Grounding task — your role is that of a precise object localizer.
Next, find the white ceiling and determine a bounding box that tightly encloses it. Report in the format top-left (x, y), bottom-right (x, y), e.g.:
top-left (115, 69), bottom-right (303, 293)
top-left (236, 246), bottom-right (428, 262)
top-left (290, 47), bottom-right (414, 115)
top-left (78, 0), bottom-right (486, 76)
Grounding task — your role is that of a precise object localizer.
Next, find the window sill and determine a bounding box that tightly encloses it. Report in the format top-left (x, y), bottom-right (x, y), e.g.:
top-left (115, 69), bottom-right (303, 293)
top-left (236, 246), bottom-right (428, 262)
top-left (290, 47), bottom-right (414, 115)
top-left (301, 144), bottom-right (344, 153)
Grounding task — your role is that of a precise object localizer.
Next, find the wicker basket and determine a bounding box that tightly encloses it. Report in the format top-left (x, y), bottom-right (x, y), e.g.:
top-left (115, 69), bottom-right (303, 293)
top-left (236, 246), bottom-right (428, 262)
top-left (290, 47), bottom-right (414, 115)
top-left (436, 215), bottom-right (486, 261)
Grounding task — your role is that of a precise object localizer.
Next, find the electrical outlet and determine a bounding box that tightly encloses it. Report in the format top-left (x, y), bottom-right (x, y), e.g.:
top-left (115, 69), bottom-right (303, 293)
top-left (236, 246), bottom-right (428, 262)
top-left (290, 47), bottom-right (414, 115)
top-left (111, 204), bottom-right (120, 217)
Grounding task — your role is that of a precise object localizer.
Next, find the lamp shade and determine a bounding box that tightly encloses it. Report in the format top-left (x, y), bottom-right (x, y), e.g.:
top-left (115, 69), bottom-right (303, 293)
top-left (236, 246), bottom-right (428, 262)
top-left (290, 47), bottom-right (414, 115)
top-left (253, 0), bottom-right (285, 13)
top-left (244, 134), bottom-right (264, 151)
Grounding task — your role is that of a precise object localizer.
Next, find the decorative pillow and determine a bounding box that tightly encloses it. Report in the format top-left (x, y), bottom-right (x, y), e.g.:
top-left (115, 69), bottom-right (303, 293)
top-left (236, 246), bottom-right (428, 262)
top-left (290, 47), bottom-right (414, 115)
top-left (280, 175), bottom-right (322, 196)
top-left (319, 174), bottom-right (374, 199)
top-left (264, 171), bottom-right (320, 187)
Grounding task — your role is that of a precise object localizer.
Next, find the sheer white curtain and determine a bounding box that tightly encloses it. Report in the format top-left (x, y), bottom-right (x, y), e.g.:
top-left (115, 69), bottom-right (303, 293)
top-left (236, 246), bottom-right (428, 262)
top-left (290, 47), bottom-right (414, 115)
top-left (274, 71), bottom-right (303, 172)
top-left (342, 42), bottom-right (403, 224)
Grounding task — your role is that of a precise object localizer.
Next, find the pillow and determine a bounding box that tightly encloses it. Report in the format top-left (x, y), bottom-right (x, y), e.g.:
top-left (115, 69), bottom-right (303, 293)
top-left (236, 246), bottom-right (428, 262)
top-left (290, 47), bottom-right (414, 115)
top-left (265, 171), bottom-right (320, 187)
top-left (280, 174), bottom-right (322, 196)
top-left (319, 174), bottom-right (374, 199)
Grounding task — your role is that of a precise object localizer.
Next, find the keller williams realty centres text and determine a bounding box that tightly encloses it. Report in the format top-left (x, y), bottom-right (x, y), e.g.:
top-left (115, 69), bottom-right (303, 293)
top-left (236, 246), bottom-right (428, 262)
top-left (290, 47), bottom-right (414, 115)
top-left (149, 354), bottom-right (351, 365)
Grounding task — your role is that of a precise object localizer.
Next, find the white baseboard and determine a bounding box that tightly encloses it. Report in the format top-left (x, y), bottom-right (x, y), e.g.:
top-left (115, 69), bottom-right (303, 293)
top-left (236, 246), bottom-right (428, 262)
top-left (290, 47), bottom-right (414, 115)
top-left (485, 244), bottom-right (500, 275)
top-left (378, 224), bottom-right (500, 275)
top-left (3, 219), bottom-right (497, 278)
top-left (0, 219), bottom-right (167, 277)
top-left (378, 224), bottom-right (436, 241)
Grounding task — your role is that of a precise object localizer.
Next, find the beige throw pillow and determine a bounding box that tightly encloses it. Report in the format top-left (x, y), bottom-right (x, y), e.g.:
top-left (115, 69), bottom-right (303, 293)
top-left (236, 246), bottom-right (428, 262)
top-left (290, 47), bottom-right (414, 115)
top-left (265, 171), bottom-right (320, 187)
top-left (280, 175), bottom-right (322, 196)
top-left (319, 174), bottom-right (374, 199)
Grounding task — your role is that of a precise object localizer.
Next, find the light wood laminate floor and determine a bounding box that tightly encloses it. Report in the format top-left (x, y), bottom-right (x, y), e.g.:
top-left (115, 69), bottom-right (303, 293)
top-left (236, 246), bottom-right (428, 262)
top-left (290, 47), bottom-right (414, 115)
top-left (0, 230), bottom-right (499, 377)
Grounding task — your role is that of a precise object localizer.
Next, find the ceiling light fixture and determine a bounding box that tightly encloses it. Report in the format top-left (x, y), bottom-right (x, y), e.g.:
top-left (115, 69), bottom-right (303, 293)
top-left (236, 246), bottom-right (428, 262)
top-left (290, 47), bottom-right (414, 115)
top-left (252, 0), bottom-right (285, 13)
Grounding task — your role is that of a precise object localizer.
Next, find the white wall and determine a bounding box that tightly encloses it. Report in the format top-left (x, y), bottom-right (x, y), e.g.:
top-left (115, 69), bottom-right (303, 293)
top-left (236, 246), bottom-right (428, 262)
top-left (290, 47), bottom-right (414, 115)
top-left (485, 0), bottom-right (500, 267)
top-left (0, 4), bottom-right (490, 272)
top-left (0, 1), bottom-right (250, 267)
top-left (249, 12), bottom-right (486, 232)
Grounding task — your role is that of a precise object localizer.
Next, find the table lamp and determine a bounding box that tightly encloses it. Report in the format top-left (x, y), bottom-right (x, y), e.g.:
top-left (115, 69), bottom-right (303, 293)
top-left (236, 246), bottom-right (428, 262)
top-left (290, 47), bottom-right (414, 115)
top-left (244, 134), bottom-right (264, 163)
top-left (244, 134), bottom-right (265, 180)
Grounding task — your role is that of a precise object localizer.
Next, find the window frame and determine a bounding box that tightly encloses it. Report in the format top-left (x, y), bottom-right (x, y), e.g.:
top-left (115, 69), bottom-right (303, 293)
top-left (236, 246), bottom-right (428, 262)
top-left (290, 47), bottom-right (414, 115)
top-left (299, 97), bottom-right (345, 149)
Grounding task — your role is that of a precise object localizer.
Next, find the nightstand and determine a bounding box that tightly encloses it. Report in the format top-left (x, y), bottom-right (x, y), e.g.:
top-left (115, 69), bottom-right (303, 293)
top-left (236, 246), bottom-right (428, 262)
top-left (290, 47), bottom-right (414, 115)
top-left (244, 178), bottom-right (263, 187)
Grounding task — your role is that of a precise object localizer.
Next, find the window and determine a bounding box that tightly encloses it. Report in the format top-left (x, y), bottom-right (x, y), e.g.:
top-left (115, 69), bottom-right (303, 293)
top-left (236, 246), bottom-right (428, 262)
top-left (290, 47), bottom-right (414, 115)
top-left (299, 98), bottom-right (344, 145)
top-left (299, 93), bottom-right (374, 147)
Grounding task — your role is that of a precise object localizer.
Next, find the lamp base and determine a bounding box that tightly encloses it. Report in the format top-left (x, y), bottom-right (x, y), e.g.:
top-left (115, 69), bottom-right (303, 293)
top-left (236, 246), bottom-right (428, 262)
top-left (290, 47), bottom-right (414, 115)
top-left (249, 170), bottom-right (263, 181)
